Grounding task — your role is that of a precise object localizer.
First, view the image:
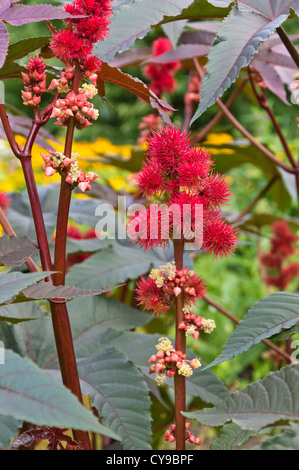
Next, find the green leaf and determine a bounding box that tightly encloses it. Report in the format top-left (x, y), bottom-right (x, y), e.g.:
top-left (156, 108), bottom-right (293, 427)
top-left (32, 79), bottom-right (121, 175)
top-left (66, 244), bottom-right (161, 290)
top-left (191, 0), bottom-right (299, 122)
top-left (163, 0), bottom-right (231, 22)
top-left (0, 271), bottom-right (54, 305)
top-left (0, 302), bottom-right (45, 325)
top-left (205, 140), bottom-right (279, 175)
top-left (0, 235), bottom-right (38, 268)
top-left (95, 0), bottom-right (195, 62)
top-left (67, 295), bottom-right (151, 332)
top-left (0, 61), bottom-right (22, 80)
top-left (258, 424), bottom-right (299, 450)
top-left (162, 20), bottom-right (188, 48)
top-left (5, 36), bottom-right (50, 63)
top-left (184, 364), bottom-right (299, 432)
top-left (77, 347), bottom-right (152, 450)
top-left (0, 349), bottom-right (119, 439)
top-left (0, 414), bottom-right (20, 449)
top-left (204, 139), bottom-right (291, 211)
top-left (204, 292), bottom-right (299, 370)
top-left (210, 423), bottom-right (254, 450)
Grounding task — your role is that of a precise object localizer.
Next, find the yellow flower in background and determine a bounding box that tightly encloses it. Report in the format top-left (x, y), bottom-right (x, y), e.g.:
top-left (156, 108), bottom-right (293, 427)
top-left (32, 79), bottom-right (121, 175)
top-left (0, 135), bottom-right (136, 193)
top-left (203, 132), bottom-right (235, 154)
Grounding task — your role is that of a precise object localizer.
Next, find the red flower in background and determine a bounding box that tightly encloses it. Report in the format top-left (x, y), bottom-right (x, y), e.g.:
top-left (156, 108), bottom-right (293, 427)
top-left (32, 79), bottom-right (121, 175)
top-left (0, 192), bottom-right (11, 213)
top-left (66, 225), bottom-right (97, 270)
top-left (144, 38), bottom-right (180, 97)
top-left (260, 221), bottom-right (299, 290)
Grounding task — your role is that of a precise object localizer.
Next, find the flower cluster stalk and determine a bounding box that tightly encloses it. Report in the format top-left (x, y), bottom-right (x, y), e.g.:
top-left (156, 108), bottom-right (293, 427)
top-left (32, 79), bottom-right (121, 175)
top-left (173, 238), bottom-right (186, 450)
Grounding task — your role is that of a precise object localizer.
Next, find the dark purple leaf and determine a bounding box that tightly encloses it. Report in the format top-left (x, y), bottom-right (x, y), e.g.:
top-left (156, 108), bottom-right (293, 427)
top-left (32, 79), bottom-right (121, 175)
top-left (142, 44), bottom-right (210, 65)
top-left (252, 59), bottom-right (289, 104)
top-left (256, 49), bottom-right (298, 69)
top-left (98, 62), bottom-right (175, 123)
top-left (2, 4), bottom-right (80, 26)
top-left (0, 0), bottom-right (12, 16)
top-left (0, 22), bottom-right (9, 69)
top-left (17, 282), bottom-right (120, 303)
top-left (11, 427), bottom-right (82, 450)
top-left (192, 0), bottom-right (299, 121)
top-left (110, 48), bottom-right (151, 68)
top-left (180, 29), bottom-right (217, 46)
top-left (0, 235), bottom-right (38, 268)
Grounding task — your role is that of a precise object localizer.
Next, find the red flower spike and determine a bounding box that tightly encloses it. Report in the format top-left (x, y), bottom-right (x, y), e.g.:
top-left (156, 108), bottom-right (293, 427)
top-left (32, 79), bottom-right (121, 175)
top-left (50, 0), bottom-right (112, 73)
top-left (203, 218), bottom-right (239, 259)
top-left (144, 37), bottom-right (180, 97)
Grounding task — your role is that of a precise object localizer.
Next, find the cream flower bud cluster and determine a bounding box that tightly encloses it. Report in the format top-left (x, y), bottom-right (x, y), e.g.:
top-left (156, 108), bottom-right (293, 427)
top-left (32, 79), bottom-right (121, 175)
top-left (148, 337), bottom-right (201, 386)
top-left (41, 151), bottom-right (99, 193)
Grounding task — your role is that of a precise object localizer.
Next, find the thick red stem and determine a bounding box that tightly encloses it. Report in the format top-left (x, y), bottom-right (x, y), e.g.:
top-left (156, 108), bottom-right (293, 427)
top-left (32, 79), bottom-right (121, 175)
top-left (173, 238), bottom-right (186, 451)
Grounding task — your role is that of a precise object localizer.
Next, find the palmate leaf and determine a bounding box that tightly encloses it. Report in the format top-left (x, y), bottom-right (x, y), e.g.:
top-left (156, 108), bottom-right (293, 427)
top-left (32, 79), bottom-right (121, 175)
top-left (67, 295), bottom-right (151, 332)
top-left (66, 244), bottom-right (162, 290)
top-left (0, 414), bottom-right (20, 449)
top-left (0, 2), bottom-right (79, 68)
top-left (5, 36), bottom-right (50, 64)
top-left (97, 62), bottom-right (174, 122)
top-left (0, 271), bottom-right (53, 305)
top-left (258, 423), bottom-right (299, 450)
top-left (3, 297), bottom-right (152, 369)
top-left (94, 0), bottom-right (195, 62)
top-left (184, 364), bottom-right (299, 432)
top-left (0, 235), bottom-right (38, 268)
top-left (210, 423), bottom-right (254, 450)
top-left (0, 21), bottom-right (9, 69)
top-left (0, 1), bottom-right (12, 17)
top-left (0, 349), bottom-right (119, 440)
top-left (77, 347), bottom-right (152, 450)
top-left (203, 292), bottom-right (299, 370)
top-left (1, 3), bottom-right (79, 26)
top-left (11, 282), bottom-right (117, 304)
top-left (0, 302), bottom-right (45, 325)
top-left (191, 0), bottom-right (299, 123)
top-left (163, 0), bottom-right (232, 22)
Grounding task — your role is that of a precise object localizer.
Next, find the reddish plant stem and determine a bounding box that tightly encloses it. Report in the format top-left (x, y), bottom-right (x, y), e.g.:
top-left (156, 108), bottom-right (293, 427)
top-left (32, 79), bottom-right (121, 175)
top-left (53, 177), bottom-right (72, 286)
top-left (215, 99), bottom-right (297, 174)
top-left (191, 77), bottom-right (248, 145)
top-left (192, 58), bottom-right (296, 174)
top-left (247, 67), bottom-right (296, 168)
top-left (50, 66), bottom-right (92, 449)
top-left (20, 157), bottom-right (53, 276)
top-left (0, 103), bottom-right (22, 158)
top-left (20, 156), bottom-right (91, 449)
top-left (0, 66), bottom-right (91, 448)
top-left (53, 64), bottom-right (81, 286)
top-left (173, 238), bottom-right (186, 451)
